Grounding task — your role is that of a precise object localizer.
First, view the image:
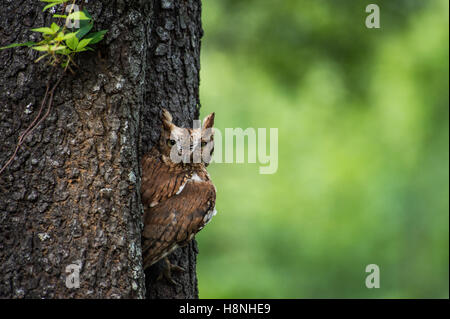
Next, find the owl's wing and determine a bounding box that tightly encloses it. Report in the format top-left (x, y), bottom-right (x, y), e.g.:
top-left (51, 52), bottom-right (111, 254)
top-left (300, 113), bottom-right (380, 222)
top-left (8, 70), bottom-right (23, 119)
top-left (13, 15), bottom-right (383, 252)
top-left (141, 150), bottom-right (190, 208)
top-left (142, 179), bottom-right (216, 269)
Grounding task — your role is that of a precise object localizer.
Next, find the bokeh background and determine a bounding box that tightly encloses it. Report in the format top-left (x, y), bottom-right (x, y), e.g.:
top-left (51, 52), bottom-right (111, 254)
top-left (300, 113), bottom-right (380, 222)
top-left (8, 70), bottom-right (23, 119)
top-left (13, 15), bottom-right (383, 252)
top-left (196, 0), bottom-right (449, 298)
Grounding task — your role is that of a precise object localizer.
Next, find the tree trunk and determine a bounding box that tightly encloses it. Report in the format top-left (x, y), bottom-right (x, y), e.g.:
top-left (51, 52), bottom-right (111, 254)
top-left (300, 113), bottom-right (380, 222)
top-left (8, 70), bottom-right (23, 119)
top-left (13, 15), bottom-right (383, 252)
top-left (0, 0), bottom-right (202, 299)
top-left (141, 0), bottom-right (202, 299)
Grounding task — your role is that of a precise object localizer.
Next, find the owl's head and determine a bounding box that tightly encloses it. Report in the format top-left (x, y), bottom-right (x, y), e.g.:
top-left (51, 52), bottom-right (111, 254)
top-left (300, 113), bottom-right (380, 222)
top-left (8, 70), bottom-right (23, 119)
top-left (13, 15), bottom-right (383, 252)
top-left (158, 109), bottom-right (215, 166)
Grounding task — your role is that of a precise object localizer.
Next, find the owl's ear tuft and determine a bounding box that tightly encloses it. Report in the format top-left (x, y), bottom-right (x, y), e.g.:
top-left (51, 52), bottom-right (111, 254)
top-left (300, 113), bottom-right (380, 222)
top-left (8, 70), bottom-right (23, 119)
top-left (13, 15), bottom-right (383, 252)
top-left (161, 108), bottom-right (174, 130)
top-left (202, 112), bottom-right (215, 130)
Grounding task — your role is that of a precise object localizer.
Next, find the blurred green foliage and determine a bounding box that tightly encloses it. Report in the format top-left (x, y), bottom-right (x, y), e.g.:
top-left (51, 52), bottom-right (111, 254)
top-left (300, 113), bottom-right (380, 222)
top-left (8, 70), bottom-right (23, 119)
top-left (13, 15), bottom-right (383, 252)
top-left (196, 0), bottom-right (449, 298)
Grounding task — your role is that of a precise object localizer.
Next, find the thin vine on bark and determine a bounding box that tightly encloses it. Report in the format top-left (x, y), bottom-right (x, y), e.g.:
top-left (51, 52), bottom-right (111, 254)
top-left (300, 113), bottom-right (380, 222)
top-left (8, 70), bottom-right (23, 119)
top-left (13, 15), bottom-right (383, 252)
top-left (0, 0), bottom-right (107, 175)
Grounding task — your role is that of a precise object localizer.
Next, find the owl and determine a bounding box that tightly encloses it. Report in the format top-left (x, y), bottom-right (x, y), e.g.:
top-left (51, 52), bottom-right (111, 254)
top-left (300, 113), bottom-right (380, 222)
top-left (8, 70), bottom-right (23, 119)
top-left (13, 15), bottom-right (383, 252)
top-left (141, 109), bottom-right (216, 284)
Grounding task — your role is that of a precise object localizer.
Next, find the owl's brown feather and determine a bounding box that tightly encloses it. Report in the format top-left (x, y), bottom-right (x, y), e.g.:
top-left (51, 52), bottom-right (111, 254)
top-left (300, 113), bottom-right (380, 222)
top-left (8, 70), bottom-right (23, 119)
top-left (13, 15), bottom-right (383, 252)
top-left (141, 148), bottom-right (190, 207)
top-left (141, 109), bottom-right (216, 274)
top-left (141, 148), bottom-right (216, 270)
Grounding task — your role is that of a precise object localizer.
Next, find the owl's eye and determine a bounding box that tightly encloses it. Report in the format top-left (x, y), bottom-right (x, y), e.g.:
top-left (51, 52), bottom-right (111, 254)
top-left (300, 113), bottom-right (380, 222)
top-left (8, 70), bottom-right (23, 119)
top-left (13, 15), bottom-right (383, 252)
top-left (167, 139), bottom-right (176, 146)
top-left (201, 141), bottom-right (207, 147)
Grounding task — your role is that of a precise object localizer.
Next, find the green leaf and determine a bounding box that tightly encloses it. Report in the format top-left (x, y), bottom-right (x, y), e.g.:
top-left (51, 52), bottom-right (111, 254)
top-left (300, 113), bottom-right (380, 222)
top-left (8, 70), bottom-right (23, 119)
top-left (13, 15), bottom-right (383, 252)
top-left (67, 10), bottom-right (91, 22)
top-left (77, 38), bottom-right (92, 50)
top-left (54, 31), bottom-right (65, 41)
top-left (42, 3), bottom-right (59, 12)
top-left (82, 8), bottom-right (93, 20)
top-left (31, 27), bottom-right (56, 35)
top-left (49, 45), bottom-right (67, 51)
top-left (0, 41), bottom-right (36, 50)
top-left (76, 21), bottom-right (94, 40)
top-left (41, 0), bottom-right (69, 10)
top-left (31, 45), bottom-right (50, 52)
top-left (50, 23), bottom-right (60, 33)
top-left (55, 48), bottom-right (72, 55)
top-left (84, 30), bottom-right (108, 45)
top-left (65, 35), bottom-right (79, 50)
top-left (52, 14), bottom-right (67, 18)
top-left (63, 32), bottom-right (77, 40)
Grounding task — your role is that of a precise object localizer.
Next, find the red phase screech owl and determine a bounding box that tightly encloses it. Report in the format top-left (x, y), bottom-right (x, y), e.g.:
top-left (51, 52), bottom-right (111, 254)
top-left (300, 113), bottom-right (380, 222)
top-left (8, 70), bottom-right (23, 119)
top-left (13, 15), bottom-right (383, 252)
top-left (141, 109), bottom-right (216, 283)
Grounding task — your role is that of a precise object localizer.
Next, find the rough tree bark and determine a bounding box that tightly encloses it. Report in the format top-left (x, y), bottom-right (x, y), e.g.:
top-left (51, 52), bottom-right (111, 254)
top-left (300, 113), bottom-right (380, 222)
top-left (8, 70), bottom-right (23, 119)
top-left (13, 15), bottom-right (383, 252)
top-left (0, 0), bottom-right (202, 298)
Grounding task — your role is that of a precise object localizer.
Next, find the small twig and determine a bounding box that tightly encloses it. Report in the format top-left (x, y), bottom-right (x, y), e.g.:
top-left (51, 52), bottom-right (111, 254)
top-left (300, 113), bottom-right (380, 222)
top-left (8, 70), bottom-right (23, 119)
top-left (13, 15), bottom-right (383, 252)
top-left (21, 73), bottom-right (64, 143)
top-left (17, 69), bottom-right (54, 144)
top-left (0, 138), bottom-right (22, 177)
top-left (0, 71), bottom-right (65, 176)
top-left (0, 79), bottom-right (51, 176)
